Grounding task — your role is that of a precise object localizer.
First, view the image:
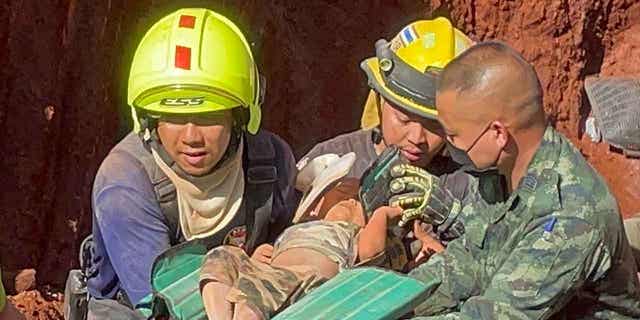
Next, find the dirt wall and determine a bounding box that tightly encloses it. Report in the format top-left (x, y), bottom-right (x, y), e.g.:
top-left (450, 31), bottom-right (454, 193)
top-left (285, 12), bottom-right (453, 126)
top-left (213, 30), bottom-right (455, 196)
top-left (0, 0), bottom-right (638, 295)
top-left (436, 0), bottom-right (640, 218)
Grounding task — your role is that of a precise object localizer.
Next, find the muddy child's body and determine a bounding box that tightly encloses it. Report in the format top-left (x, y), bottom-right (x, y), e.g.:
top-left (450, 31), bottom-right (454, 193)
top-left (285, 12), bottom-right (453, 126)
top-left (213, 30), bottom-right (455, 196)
top-left (199, 177), bottom-right (442, 320)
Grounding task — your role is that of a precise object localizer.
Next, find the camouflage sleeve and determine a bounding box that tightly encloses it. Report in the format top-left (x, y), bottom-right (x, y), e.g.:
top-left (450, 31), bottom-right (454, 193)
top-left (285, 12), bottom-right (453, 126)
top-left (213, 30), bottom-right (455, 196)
top-left (408, 235), bottom-right (482, 316)
top-left (430, 171), bottom-right (488, 240)
top-left (409, 216), bottom-right (606, 319)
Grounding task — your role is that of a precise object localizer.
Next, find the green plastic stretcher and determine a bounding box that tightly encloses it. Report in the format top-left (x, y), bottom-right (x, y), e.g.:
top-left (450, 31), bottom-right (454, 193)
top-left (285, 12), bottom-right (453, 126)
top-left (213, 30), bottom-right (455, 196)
top-left (140, 241), bottom-right (434, 320)
top-left (273, 267), bottom-right (434, 320)
top-left (145, 240), bottom-right (209, 320)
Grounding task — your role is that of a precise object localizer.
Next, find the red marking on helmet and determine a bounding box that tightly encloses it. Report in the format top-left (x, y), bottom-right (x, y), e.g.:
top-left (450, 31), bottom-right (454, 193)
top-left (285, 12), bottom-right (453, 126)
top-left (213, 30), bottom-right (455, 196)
top-left (175, 46), bottom-right (191, 70)
top-left (179, 15), bottom-right (196, 28)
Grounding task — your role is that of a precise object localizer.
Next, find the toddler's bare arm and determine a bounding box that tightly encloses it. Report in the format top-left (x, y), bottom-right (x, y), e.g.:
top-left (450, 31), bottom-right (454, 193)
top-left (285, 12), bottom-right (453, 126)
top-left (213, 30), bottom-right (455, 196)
top-left (357, 206), bottom-right (402, 262)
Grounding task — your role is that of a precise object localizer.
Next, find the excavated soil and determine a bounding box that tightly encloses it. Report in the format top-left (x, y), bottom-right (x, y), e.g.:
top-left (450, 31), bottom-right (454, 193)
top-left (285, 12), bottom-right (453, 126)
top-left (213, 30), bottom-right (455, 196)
top-left (9, 289), bottom-right (63, 320)
top-left (582, 24), bottom-right (640, 219)
top-left (1, 1), bottom-right (639, 319)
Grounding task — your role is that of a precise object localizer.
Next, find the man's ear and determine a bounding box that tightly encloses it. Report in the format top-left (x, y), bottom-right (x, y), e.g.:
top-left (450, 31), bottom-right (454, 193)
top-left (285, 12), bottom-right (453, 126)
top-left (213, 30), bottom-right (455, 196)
top-left (492, 121), bottom-right (509, 149)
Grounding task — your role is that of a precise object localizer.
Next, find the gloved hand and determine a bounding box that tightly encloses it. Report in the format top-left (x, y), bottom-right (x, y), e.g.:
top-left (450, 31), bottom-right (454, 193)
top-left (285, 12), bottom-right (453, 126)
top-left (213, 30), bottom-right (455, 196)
top-left (388, 164), bottom-right (456, 227)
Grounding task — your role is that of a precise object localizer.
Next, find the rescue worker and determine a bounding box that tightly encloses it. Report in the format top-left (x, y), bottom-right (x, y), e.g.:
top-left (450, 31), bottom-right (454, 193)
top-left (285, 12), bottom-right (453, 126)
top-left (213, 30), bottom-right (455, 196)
top-left (301, 18), bottom-right (474, 179)
top-left (301, 19), bottom-right (505, 268)
top-left (387, 41), bottom-right (640, 318)
top-left (86, 8), bottom-right (298, 316)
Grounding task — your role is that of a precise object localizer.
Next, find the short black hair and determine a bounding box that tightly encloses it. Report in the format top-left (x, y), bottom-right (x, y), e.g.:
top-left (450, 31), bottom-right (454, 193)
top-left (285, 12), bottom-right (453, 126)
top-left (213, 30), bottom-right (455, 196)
top-left (437, 41), bottom-right (543, 110)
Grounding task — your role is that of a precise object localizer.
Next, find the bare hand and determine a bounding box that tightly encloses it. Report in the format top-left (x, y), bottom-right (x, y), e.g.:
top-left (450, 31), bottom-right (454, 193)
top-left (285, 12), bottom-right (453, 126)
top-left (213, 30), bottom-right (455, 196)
top-left (412, 220), bottom-right (444, 263)
top-left (372, 205), bottom-right (403, 221)
top-left (251, 244), bottom-right (274, 264)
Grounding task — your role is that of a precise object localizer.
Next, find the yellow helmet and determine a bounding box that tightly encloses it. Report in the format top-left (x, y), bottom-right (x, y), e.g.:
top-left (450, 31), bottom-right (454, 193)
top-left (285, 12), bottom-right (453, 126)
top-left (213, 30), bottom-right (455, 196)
top-left (360, 18), bottom-right (473, 129)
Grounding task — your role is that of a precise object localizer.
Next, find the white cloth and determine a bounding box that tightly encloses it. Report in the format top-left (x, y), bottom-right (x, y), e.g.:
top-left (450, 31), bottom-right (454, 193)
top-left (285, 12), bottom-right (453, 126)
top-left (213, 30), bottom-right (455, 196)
top-left (293, 152), bottom-right (356, 223)
top-left (152, 140), bottom-right (245, 240)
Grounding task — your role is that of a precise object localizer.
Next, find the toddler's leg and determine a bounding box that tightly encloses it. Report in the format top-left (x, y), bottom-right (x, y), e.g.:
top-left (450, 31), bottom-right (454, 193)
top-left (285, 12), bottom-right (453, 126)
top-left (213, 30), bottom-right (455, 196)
top-left (202, 281), bottom-right (233, 320)
top-left (233, 302), bottom-right (265, 320)
top-left (201, 246), bottom-right (249, 320)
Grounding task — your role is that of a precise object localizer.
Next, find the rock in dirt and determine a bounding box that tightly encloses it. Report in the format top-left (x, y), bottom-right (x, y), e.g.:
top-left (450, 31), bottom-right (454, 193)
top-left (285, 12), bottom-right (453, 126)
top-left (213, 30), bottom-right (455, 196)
top-left (15, 269), bottom-right (37, 293)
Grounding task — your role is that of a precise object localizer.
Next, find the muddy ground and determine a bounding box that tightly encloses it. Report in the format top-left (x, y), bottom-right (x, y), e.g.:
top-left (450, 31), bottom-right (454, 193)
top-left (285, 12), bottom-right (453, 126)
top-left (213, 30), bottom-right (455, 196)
top-left (10, 290), bottom-right (63, 320)
top-left (1, 1), bottom-right (639, 319)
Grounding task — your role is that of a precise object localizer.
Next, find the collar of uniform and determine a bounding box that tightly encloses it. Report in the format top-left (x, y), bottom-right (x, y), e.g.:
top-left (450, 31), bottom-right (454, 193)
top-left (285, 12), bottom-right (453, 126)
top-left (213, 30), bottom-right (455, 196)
top-left (464, 126), bottom-right (562, 248)
top-left (523, 125), bottom-right (561, 179)
top-left (516, 125), bottom-right (563, 216)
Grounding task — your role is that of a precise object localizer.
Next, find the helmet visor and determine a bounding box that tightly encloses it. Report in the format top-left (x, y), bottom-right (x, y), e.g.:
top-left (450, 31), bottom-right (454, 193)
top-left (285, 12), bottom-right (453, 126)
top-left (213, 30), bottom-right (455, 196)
top-left (132, 84), bottom-right (244, 114)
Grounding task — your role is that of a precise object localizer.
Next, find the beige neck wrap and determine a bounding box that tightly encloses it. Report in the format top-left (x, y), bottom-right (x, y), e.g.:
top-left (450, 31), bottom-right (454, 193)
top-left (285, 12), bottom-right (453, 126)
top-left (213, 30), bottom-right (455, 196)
top-left (152, 140), bottom-right (245, 240)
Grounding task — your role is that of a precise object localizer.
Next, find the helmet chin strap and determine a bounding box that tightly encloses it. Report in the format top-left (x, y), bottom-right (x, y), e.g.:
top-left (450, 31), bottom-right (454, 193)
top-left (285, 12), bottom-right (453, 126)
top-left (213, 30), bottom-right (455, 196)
top-left (137, 111), bottom-right (242, 179)
top-left (371, 92), bottom-right (384, 145)
top-left (372, 127), bottom-right (383, 145)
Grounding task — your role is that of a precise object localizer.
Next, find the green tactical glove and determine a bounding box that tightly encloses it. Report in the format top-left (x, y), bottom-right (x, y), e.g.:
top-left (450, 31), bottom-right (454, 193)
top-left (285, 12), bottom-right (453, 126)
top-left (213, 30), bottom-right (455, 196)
top-left (388, 164), bottom-right (457, 228)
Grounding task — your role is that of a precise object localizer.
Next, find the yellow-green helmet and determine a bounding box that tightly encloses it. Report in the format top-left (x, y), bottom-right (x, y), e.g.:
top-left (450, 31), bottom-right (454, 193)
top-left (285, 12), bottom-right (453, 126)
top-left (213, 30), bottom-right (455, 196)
top-left (360, 18), bottom-right (473, 129)
top-left (128, 8), bottom-right (263, 134)
top-left (0, 268), bottom-right (5, 313)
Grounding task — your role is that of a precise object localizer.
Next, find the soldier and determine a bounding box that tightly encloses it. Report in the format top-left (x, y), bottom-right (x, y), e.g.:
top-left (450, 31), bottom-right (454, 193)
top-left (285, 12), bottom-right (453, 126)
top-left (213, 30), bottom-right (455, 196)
top-left (387, 41), bottom-right (640, 318)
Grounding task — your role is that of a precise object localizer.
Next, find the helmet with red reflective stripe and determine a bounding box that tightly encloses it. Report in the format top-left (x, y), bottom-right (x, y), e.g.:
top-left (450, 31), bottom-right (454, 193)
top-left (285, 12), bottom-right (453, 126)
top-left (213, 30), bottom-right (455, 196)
top-left (128, 8), bottom-right (263, 134)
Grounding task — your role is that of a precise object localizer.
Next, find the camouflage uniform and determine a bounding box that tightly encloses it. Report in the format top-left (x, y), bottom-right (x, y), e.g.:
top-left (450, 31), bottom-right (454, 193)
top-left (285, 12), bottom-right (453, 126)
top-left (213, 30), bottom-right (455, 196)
top-left (409, 126), bottom-right (640, 319)
top-left (200, 220), bottom-right (409, 318)
top-left (200, 245), bottom-right (327, 319)
top-left (271, 221), bottom-right (360, 269)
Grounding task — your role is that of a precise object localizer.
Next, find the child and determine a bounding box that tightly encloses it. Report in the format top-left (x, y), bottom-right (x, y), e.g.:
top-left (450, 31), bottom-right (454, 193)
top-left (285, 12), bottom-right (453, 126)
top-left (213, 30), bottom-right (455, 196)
top-left (199, 153), bottom-right (442, 320)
